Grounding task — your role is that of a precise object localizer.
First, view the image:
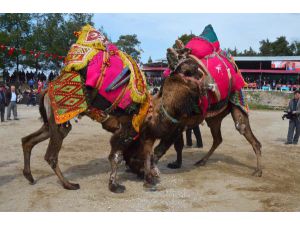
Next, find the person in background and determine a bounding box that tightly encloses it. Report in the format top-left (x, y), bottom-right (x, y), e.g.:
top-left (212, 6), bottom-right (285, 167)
top-left (286, 90), bottom-right (300, 145)
top-left (27, 88), bottom-right (36, 106)
top-left (37, 79), bottom-right (43, 94)
top-left (28, 78), bottom-right (34, 89)
top-left (185, 125), bottom-right (203, 148)
top-left (6, 85), bottom-right (19, 120)
top-left (0, 83), bottom-right (7, 122)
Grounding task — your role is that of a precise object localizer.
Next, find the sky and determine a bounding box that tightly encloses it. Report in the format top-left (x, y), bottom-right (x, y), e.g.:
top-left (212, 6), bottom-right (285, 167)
top-left (93, 13), bottom-right (300, 63)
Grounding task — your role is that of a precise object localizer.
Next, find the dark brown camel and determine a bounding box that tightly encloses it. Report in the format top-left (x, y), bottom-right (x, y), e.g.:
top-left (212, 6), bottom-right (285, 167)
top-left (21, 71), bottom-right (154, 193)
top-left (124, 45), bottom-right (262, 178)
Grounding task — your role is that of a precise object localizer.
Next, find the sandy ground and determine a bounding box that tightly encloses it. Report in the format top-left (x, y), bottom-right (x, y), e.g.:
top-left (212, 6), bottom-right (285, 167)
top-left (0, 105), bottom-right (300, 212)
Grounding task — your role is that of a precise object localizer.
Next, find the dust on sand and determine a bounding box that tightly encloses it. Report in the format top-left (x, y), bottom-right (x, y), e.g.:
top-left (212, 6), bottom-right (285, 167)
top-left (0, 105), bottom-right (299, 211)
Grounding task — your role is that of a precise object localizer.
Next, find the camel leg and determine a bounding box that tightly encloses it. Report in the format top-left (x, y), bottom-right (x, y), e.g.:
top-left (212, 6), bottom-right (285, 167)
top-left (108, 149), bottom-right (125, 193)
top-left (21, 124), bottom-right (50, 184)
top-left (44, 120), bottom-right (77, 190)
top-left (143, 138), bottom-right (157, 190)
top-left (195, 110), bottom-right (228, 166)
top-left (167, 133), bottom-right (184, 169)
top-left (108, 123), bottom-right (136, 193)
top-left (231, 105), bottom-right (262, 177)
top-left (153, 128), bottom-right (183, 164)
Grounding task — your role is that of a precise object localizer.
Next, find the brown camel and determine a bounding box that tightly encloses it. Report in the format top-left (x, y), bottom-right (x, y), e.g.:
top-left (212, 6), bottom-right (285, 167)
top-left (124, 45), bottom-right (262, 179)
top-left (21, 71), bottom-right (154, 193)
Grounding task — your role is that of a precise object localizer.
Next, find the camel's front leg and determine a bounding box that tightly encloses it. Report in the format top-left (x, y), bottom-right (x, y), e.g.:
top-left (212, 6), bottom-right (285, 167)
top-left (108, 124), bottom-right (136, 193)
top-left (108, 150), bottom-right (125, 193)
top-left (143, 138), bottom-right (158, 191)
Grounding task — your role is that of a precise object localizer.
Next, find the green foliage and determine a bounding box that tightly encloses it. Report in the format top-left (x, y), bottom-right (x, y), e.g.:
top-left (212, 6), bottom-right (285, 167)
top-left (115, 34), bottom-right (143, 63)
top-left (173, 33), bottom-right (196, 48)
top-left (259, 39), bottom-right (272, 56)
top-left (147, 56), bottom-right (153, 63)
top-left (0, 13), bottom-right (94, 72)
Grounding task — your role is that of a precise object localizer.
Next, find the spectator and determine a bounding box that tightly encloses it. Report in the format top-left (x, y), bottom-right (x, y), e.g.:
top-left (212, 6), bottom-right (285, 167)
top-left (37, 80), bottom-right (44, 94)
top-left (6, 85), bottom-right (19, 120)
top-left (27, 88), bottom-right (37, 106)
top-left (28, 78), bottom-right (34, 89)
top-left (0, 83), bottom-right (6, 122)
top-left (285, 90), bottom-right (300, 145)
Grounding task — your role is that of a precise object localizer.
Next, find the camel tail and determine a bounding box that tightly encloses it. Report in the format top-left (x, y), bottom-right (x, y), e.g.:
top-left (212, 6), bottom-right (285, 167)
top-left (39, 90), bottom-right (48, 124)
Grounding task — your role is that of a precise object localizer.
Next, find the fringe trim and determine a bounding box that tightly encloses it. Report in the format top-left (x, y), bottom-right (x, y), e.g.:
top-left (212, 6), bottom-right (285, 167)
top-left (75, 24), bottom-right (107, 51)
top-left (132, 94), bottom-right (151, 132)
top-left (118, 51), bottom-right (148, 104)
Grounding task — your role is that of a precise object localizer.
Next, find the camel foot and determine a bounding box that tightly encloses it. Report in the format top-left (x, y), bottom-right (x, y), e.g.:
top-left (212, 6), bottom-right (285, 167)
top-left (252, 169), bottom-right (262, 177)
top-left (194, 159), bottom-right (207, 167)
top-left (167, 161), bottom-right (182, 169)
top-left (23, 170), bottom-right (35, 184)
top-left (151, 166), bottom-right (161, 177)
top-left (143, 182), bottom-right (157, 192)
top-left (109, 182), bottom-right (126, 193)
top-left (63, 182), bottom-right (80, 190)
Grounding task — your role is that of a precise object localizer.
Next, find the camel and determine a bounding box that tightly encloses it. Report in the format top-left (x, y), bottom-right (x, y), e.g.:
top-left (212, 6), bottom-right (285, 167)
top-left (124, 44), bottom-right (262, 179)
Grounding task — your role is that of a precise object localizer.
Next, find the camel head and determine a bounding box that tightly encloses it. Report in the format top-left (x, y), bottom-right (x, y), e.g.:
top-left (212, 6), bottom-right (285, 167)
top-left (166, 39), bottom-right (210, 97)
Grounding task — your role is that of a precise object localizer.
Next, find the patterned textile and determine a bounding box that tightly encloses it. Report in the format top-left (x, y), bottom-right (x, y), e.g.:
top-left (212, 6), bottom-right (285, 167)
top-left (229, 90), bottom-right (249, 114)
top-left (118, 51), bottom-right (148, 103)
top-left (184, 24), bottom-right (247, 116)
top-left (49, 24), bottom-right (149, 132)
top-left (63, 44), bottom-right (99, 72)
top-left (48, 71), bottom-right (88, 124)
top-left (63, 24), bottom-right (110, 72)
top-left (86, 44), bottom-right (148, 109)
top-left (75, 24), bottom-right (109, 51)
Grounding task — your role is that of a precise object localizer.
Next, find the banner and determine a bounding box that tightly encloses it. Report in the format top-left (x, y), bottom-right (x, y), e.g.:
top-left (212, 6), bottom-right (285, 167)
top-left (271, 61), bottom-right (287, 69)
top-left (286, 61), bottom-right (300, 71)
top-left (0, 43), bottom-right (65, 62)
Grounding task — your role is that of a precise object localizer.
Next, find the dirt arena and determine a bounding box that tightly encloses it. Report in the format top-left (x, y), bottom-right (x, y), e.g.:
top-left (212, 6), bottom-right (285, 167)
top-left (0, 105), bottom-right (300, 211)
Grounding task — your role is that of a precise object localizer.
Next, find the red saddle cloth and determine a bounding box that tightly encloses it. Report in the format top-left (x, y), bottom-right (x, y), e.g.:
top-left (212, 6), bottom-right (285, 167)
top-left (186, 37), bottom-right (246, 105)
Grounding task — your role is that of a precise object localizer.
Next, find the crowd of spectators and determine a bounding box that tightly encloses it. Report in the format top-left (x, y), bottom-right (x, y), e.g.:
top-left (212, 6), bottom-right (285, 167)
top-left (244, 76), bottom-right (300, 91)
top-left (0, 69), bottom-right (60, 107)
top-left (2, 69), bottom-right (59, 86)
top-left (146, 76), bottom-right (163, 87)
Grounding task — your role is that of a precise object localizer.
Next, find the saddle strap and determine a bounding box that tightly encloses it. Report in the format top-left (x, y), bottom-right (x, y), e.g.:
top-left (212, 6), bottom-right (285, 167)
top-left (105, 84), bottom-right (128, 114)
top-left (188, 54), bottom-right (221, 102)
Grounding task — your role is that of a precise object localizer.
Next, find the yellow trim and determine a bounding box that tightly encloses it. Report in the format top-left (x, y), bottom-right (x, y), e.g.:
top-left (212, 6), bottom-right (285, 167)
top-left (63, 44), bottom-right (99, 72)
top-left (76, 24), bottom-right (107, 51)
top-left (132, 94), bottom-right (151, 132)
top-left (118, 51), bottom-right (148, 104)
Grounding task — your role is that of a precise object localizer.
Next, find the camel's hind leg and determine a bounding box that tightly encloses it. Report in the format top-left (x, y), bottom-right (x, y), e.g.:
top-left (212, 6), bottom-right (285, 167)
top-left (167, 133), bottom-right (184, 169)
top-left (44, 119), bottom-right (77, 190)
top-left (22, 124), bottom-right (50, 184)
top-left (195, 109), bottom-right (229, 166)
top-left (231, 105), bottom-right (262, 177)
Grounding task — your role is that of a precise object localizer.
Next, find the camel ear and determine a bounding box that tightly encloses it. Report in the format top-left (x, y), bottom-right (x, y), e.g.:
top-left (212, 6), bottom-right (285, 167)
top-left (166, 48), bottom-right (179, 70)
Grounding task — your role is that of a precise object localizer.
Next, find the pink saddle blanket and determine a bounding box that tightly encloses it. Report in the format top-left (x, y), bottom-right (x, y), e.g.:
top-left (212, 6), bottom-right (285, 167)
top-left (85, 44), bottom-right (132, 109)
top-left (186, 37), bottom-right (245, 105)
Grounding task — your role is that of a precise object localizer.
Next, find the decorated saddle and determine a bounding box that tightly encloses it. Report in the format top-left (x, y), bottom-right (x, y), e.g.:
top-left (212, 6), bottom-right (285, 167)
top-left (185, 24), bottom-right (248, 117)
top-left (48, 25), bottom-right (149, 132)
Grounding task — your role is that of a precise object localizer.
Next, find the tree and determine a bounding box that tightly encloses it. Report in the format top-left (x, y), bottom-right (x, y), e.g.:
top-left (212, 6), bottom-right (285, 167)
top-left (271, 36), bottom-right (293, 56)
top-left (289, 41), bottom-right (300, 56)
top-left (0, 13), bottom-right (32, 78)
top-left (147, 56), bottom-right (153, 63)
top-left (173, 33), bottom-right (196, 48)
top-left (0, 13), bottom-right (95, 73)
top-left (224, 47), bottom-right (239, 56)
top-left (241, 47), bottom-right (258, 56)
top-left (115, 34), bottom-right (143, 63)
top-left (259, 39), bottom-right (273, 56)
